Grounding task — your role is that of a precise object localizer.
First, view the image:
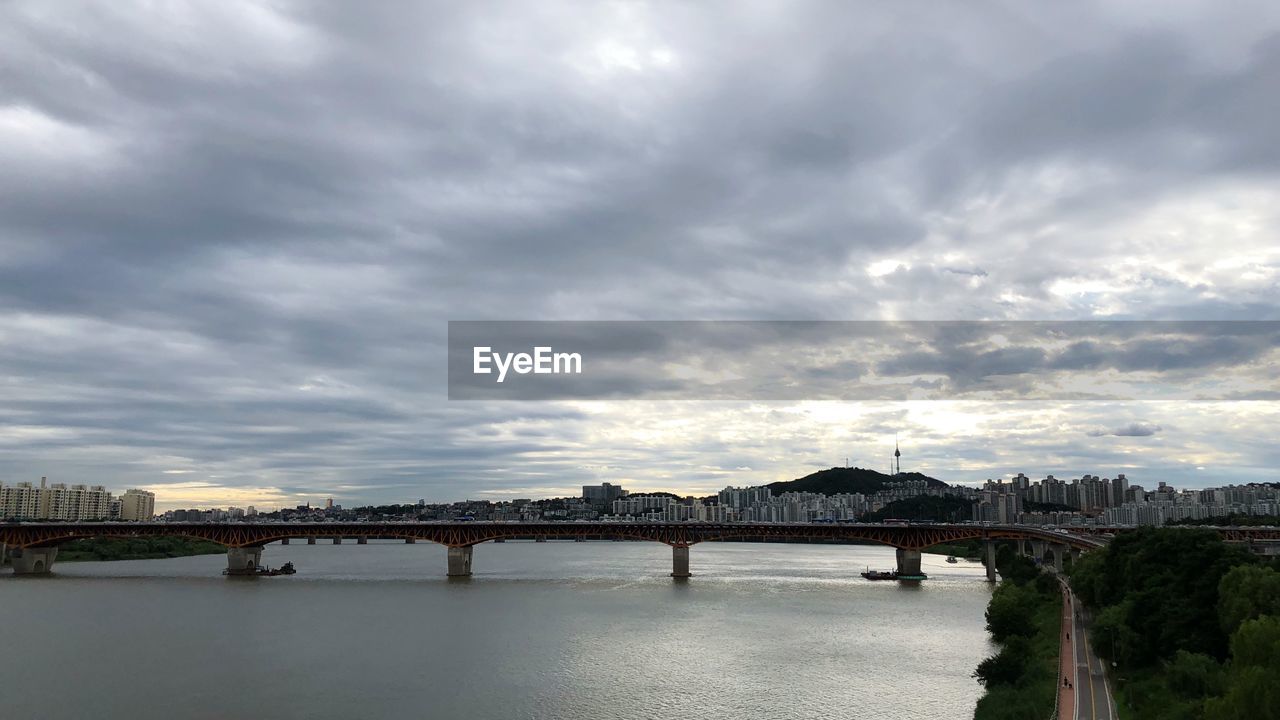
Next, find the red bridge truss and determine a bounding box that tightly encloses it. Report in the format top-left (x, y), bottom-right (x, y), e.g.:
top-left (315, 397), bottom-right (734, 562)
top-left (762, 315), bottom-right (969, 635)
top-left (0, 521), bottom-right (1112, 551)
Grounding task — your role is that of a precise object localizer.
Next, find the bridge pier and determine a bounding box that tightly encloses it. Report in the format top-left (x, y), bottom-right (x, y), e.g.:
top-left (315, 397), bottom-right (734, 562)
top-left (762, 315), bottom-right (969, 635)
top-left (895, 548), bottom-right (923, 578)
top-left (9, 547), bottom-right (58, 575)
top-left (405, 538), bottom-right (416, 544)
top-left (1030, 540), bottom-right (1047, 565)
top-left (281, 538), bottom-right (290, 545)
top-left (226, 546), bottom-right (263, 575)
top-left (1070, 547), bottom-right (1081, 564)
top-left (357, 537), bottom-right (368, 545)
top-left (671, 545), bottom-right (691, 578)
top-left (333, 538), bottom-right (342, 545)
top-left (447, 545), bottom-right (473, 577)
top-left (984, 540), bottom-right (997, 582)
top-left (1051, 544), bottom-right (1065, 573)
top-left (307, 537), bottom-right (316, 545)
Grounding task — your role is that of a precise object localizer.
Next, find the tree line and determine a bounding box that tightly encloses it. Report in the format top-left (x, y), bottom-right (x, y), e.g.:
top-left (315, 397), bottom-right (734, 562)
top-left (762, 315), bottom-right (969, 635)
top-left (1069, 527), bottom-right (1280, 720)
top-left (971, 547), bottom-right (1062, 720)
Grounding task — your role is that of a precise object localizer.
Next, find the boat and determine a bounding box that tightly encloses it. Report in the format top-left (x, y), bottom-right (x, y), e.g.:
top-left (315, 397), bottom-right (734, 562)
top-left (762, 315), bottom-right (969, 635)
top-left (860, 566), bottom-right (928, 581)
top-left (223, 561), bottom-right (296, 577)
top-left (946, 556), bottom-right (958, 564)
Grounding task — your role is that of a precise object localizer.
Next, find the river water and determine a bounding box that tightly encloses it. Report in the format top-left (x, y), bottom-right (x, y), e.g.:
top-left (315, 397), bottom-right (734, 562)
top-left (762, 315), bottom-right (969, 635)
top-left (0, 541), bottom-right (993, 720)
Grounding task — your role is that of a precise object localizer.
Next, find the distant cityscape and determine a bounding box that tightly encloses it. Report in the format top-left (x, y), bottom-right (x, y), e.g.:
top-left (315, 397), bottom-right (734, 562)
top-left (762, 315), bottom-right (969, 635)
top-left (3, 472), bottom-right (1277, 527)
top-left (0, 477), bottom-right (154, 521)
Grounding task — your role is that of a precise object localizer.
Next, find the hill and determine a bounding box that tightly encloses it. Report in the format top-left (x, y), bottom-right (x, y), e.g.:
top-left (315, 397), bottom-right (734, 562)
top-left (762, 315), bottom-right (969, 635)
top-left (864, 495), bottom-right (973, 523)
top-left (766, 467), bottom-right (948, 496)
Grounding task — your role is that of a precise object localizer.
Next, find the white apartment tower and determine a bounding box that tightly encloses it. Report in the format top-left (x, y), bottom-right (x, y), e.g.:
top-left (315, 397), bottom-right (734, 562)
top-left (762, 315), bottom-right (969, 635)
top-left (118, 489), bottom-right (156, 521)
top-left (0, 477), bottom-right (117, 520)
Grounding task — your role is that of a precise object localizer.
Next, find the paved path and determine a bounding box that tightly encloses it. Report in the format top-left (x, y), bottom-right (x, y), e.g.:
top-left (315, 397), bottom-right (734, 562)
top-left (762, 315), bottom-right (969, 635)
top-left (1063, 585), bottom-right (1117, 720)
top-left (1056, 583), bottom-right (1076, 719)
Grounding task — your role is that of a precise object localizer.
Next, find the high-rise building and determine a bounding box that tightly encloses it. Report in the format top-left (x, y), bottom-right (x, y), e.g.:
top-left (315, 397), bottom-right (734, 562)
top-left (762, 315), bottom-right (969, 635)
top-left (582, 483), bottom-right (626, 505)
top-left (118, 489), bottom-right (156, 521)
top-left (0, 481), bottom-right (42, 519)
top-left (718, 485), bottom-right (773, 508)
top-left (1111, 474), bottom-right (1129, 508)
top-left (0, 478), bottom-right (115, 520)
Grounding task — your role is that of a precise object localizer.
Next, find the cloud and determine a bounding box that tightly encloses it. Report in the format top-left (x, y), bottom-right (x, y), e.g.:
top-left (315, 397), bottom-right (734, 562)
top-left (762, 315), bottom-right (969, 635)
top-left (1087, 422), bottom-right (1164, 438)
top-left (0, 1), bottom-right (1277, 504)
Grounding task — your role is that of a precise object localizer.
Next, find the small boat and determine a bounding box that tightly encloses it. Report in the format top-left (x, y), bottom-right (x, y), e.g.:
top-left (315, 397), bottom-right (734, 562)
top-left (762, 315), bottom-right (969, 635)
top-left (946, 556), bottom-right (958, 564)
top-left (223, 561), bottom-right (296, 577)
top-left (861, 568), bottom-right (899, 581)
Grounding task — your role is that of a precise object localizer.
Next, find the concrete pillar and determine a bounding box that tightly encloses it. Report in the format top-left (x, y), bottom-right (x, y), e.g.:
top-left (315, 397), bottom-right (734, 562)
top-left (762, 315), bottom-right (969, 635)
top-left (9, 547), bottom-right (58, 575)
top-left (333, 538), bottom-right (342, 545)
top-left (447, 545), bottom-right (473, 577)
top-left (671, 545), bottom-right (691, 578)
top-left (984, 540), bottom-right (997, 582)
top-left (357, 537), bottom-right (368, 545)
top-left (226, 546), bottom-right (263, 575)
top-left (1070, 548), bottom-right (1081, 564)
top-left (405, 538), bottom-right (416, 544)
top-left (307, 537), bottom-right (316, 545)
top-left (0, 542), bottom-right (7, 566)
top-left (281, 538), bottom-right (290, 545)
top-left (896, 548), bottom-right (923, 578)
top-left (1052, 544), bottom-right (1065, 572)
top-left (535, 536), bottom-right (547, 543)
top-left (1030, 540), bottom-right (1047, 564)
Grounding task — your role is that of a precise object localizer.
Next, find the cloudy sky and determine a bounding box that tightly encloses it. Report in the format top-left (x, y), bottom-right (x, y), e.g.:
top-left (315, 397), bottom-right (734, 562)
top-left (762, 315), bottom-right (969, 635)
top-left (2, 1), bottom-right (1278, 509)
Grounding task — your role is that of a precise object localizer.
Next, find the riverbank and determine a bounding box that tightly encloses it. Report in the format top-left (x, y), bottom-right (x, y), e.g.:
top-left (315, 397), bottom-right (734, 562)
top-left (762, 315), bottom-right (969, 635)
top-left (54, 536), bottom-right (226, 562)
top-left (972, 547), bottom-right (1062, 720)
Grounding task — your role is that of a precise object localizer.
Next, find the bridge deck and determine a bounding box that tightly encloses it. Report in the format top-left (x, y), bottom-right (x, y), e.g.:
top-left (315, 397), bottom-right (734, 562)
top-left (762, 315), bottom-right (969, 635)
top-left (1, 521), bottom-right (1108, 550)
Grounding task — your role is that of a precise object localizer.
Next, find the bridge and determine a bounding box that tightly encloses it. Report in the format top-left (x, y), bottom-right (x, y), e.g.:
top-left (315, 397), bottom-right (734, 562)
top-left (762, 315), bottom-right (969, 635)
top-left (1, 521), bottom-right (1105, 578)
top-left (1066, 525), bottom-right (1280, 543)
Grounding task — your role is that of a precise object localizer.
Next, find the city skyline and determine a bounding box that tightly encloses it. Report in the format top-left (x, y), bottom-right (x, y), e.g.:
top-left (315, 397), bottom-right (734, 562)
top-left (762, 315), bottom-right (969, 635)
top-left (7, 460), bottom-right (1276, 515)
top-left (2, 2), bottom-right (1278, 508)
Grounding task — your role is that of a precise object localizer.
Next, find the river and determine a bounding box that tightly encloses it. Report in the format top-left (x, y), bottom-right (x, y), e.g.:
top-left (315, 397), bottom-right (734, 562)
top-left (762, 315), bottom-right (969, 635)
top-left (0, 541), bottom-right (994, 720)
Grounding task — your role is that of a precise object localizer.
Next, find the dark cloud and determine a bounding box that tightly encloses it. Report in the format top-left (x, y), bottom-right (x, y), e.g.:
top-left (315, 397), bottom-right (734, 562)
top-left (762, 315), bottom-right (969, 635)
top-left (1087, 422), bottom-right (1163, 438)
top-left (0, 1), bottom-right (1278, 504)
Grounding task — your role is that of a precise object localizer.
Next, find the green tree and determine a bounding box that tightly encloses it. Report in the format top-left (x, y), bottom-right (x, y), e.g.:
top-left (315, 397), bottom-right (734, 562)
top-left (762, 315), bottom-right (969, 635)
top-left (1205, 617), bottom-right (1280, 720)
top-left (1067, 527), bottom-right (1253, 663)
top-left (1091, 601), bottom-right (1140, 667)
top-left (974, 636), bottom-right (1032, 687)
top-left (1165, 650), bottom-right (1224, 700)
top-left (986, 582), bottom-right (1037, 641)
top-left (994, 545), bottom-right (1040, 586)
top-left (1217, 565), bottom-right (1280, 636)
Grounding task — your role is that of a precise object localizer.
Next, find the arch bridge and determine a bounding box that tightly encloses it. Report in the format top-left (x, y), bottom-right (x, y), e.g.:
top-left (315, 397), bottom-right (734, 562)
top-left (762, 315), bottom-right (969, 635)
top-left (1, 521), bottom-right (1104, 578)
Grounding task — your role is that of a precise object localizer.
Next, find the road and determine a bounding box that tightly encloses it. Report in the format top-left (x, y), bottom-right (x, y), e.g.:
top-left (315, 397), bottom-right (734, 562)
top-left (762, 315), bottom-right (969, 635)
top-left (1065, 585), bottom-right (1118, 720)
top-left (1056, 583), bottom-right (1075, 720)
